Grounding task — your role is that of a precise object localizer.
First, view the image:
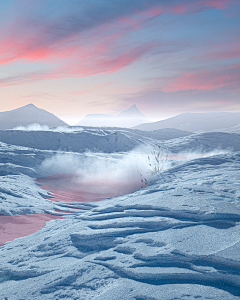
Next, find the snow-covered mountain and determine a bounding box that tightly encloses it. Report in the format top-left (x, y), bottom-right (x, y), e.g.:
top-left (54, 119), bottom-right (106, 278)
top-left (76, 104), bottom-right (151, 127)
top-left (0, 104), bottom-right (67, 129)
top-left (133, 112), bottom-right (240, 132)
top-left (1, 127), bottom-right (240, 299)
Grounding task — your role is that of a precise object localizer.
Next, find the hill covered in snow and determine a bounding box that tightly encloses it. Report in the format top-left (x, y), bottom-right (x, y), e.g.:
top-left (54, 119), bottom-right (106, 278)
top-left (0, 104), bottom-right (67, 130)
top-left (133, 112), bottom-right (240, 133)
top-left (0, 127), bottom-right (192, 152)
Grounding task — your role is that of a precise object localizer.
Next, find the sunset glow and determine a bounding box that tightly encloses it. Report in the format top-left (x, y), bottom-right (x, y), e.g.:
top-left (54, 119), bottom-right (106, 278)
top-left (0, 0), bottom-right (239, 124)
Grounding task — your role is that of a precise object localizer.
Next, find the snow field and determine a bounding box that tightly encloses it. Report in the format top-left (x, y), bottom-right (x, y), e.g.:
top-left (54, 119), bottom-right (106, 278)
top-left (0, 129), bottom-right (240, 299)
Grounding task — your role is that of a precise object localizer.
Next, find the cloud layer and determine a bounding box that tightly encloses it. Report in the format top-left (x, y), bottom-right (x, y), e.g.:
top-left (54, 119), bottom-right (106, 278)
top-left (0, 0), bottom-right (239, 119)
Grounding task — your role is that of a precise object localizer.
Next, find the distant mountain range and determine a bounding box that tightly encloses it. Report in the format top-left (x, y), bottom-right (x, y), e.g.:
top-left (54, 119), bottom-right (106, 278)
top-left (0, 104), bottom-right (67, 130)
top-left (1, 104), bottom-right (240, 134)
top-left (76, 104), bottom-right (151, 128)
top-left (133, 112), bottom-right (240, 133)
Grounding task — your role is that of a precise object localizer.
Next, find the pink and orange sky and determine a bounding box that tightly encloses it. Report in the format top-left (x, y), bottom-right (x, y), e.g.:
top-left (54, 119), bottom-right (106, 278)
top-left (0, 0), bottom-right (240, 124)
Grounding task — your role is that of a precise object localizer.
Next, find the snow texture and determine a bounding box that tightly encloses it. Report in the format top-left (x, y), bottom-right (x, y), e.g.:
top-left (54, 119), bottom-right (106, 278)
top-left (0, 127), bottom-right (192, 153)
top-left (0, 128), bottom-right (240, 299)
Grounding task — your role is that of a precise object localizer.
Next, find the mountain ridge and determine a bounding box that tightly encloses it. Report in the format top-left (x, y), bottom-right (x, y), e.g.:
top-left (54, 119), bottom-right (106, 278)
top-left (76, 104), bottom-right (151, 128)
top-left (133, 111), bottom-right (240, 133)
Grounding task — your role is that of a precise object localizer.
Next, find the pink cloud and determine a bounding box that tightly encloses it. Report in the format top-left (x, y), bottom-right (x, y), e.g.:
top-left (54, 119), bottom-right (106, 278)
top-left (163, 64), bottom-right (240, 92)
top-left (0, 0), bottom-right (235, 65)
top-left (0, 0), bottom-right (237, 88)
top-left (204, 0), bottom-right (234, 9)
top-left (0, 31), bottom-right (80, 64)
top-left (162, 0), bottom-right (235, 14)
top-left (196, 41), bottom-right (240, 61)
top-left (145, 7), bottom-right (164, 17)
top-left (0, 40), bottom-right (155, 87)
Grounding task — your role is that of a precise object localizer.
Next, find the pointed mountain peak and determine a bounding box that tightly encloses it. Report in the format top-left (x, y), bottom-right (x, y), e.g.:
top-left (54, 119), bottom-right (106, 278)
top-left (130, 104), bottom-right (137, 109)
top-left (117, 104), bottom-right (148, 119)
top-left (22, 103), bottom-right (37, 108)
top-left (14, 104), bottom-right (38, 111)
top-left (122, 104), bottom-right (139, 113)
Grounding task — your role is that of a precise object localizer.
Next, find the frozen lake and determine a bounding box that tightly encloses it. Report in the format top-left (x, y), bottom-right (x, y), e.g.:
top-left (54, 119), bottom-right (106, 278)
top-left (0, 213), bottom-right (63, 246)
top-left (36, 173), bottom-right (142, 203)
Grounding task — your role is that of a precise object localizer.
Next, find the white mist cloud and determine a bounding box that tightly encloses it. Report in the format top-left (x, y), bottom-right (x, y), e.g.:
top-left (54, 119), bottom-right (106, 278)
top-left (13, 123), bottom-right (83, 133)
top-left (39, 145), bottom-right (170, 199)
top-left (39, 145), bottom-right (231, 199)
top-left (40, 149), bottom-right (151, 192)
top-left (13, 124), bottom-right (50, 131)
top-left (40, 146), bottom-right (231, 180)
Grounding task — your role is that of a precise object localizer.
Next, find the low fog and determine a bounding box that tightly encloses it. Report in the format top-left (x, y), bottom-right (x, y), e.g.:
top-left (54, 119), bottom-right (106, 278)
top-left (38, 146), bottom-right (229, 200)
top-left (39, 149), bottom-right (153, 197)
top-left (13, 123), bottom-right (83, 133)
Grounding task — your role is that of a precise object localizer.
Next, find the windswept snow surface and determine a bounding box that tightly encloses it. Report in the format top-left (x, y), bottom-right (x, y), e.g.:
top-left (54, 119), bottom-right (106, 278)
top-left (0, 127), bottom-right (192, 152)
top-left (1, 129), bottom-right (240, 299)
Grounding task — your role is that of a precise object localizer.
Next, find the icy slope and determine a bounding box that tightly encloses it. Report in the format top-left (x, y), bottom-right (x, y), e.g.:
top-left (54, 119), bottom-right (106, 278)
top-left (0, 128), bottom-right (154, 152)
top-left (0, 128), bottom-right (237, 154)
top-left (167, 132), bottom-right (240, 153)
top-left (0, 127), bottom-right (192, 152)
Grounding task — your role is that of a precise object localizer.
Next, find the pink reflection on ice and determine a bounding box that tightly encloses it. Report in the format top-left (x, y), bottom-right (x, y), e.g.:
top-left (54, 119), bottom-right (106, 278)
top-left (54, 210), bottom-right (73, 213)
top-left (36, 173), bottom-right (141, 203)
top-left (0, 213), bottom-right (63, 246)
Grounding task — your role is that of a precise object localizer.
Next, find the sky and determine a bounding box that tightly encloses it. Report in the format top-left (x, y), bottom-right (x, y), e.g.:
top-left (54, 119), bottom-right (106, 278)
top-left (0, 0), bottom-right (240, 125)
